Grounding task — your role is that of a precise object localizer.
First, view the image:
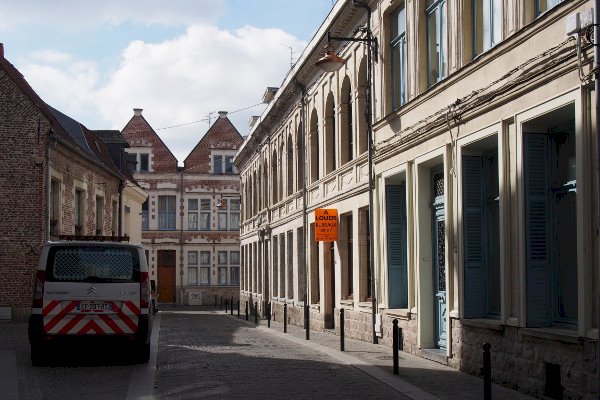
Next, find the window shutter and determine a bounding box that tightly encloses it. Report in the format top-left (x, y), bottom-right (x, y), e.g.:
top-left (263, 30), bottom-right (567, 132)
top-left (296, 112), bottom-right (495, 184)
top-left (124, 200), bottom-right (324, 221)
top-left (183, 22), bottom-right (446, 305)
top-left (463, 155), bottom-right (485, 318)
top-left (524, 133), bottom-right (551, 327)
top-left (386, 184), bottom-right (408, 308)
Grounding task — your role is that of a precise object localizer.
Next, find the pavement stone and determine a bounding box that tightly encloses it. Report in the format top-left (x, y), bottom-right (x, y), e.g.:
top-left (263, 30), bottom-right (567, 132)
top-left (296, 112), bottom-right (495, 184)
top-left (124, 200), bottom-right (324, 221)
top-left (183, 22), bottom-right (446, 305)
top-left (199, 304), bottom-right (537, 400)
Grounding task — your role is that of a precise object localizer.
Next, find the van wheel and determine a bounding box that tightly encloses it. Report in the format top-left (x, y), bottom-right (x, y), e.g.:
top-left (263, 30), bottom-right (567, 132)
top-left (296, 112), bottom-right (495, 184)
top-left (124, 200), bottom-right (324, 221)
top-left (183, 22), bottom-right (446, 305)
top-left (136, 342), bottom-right (150, 364)
top-left (31, 344), bottom-right (46, 366)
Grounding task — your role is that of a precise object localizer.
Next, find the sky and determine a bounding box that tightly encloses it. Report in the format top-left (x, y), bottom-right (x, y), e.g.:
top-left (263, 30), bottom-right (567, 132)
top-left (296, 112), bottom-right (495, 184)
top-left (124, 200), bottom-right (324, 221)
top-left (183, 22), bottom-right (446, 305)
top-left (0, 0), bottom-right (336, 164)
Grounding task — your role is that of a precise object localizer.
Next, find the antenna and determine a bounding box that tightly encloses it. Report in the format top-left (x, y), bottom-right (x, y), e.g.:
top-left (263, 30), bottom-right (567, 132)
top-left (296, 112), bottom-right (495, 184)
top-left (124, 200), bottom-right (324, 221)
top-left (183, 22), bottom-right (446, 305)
top-left (206, 111), bottom-right (216, 127)
top-left (280, 44), bottom-right (302, 69)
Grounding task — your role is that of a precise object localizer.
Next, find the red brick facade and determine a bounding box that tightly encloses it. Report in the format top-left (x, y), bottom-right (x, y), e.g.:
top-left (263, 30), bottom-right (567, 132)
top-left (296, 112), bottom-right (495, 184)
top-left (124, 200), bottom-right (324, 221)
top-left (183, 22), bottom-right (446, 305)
top-left (0, 48), bottom-right (124, 319)
top-left (122, 110), bottom-right (244, 304)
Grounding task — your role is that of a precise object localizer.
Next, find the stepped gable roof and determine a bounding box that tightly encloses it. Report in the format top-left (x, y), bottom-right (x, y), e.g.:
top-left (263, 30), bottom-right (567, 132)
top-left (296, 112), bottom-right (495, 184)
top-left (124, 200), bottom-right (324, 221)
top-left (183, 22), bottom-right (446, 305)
top-left (121, 109), bottom-right (179, 173)
top-left (183, 113), bottom-right (244, 173)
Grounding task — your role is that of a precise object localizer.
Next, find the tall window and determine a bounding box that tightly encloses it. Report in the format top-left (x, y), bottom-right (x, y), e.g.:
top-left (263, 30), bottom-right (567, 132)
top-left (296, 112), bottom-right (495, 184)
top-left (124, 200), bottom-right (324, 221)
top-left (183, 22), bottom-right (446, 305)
top-left (95, 195), bottom-right (104, 235)
top-left (473, 0), bottom-right (501, 57)
top-left (391, 5), bottom-right (407, 109)
top-left (139, 154), bottom-right (149, 172)
top-left (188, 199), bottom-right (198, 230)
top-left (231, 251), bottom-right (240, 285)
top-left (158, 195), bottom-right (176, 230)
top-left (111, 200), bottom-right (118, 236)
top-left (142, 200), bottom-right (149, 231)
top-left (218, 251), bottom-right (228, 285)
top-left (214, 155), bottom-right (223, 174)
top-left (188, 251), bottom-right (198, 285)
top-left (535, 0), bottom-right (563, 16)
top-left (200, 251), bottom-right (211, 285)
top-left (75, 189), bottom-right (85, 235)
top-left (463, 148), bottom-right (500, 319)
top-left (230, 199), bottom-right (240, 230)
top-left (524, 104), bottom-right (577, 328)
top-left (200, 199), bottom-right (211, 230)
top-left (225, 156), bottom-right (234, 174)
top-left (426, 0), bottom-right (447, 87)
top-left (50, 178), bottom-right (61, 235)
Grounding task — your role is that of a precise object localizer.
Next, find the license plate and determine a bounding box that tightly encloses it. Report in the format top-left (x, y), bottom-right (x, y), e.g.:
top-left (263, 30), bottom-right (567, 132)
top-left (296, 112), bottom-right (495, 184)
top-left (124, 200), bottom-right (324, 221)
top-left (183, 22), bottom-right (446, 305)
top-left (76, 301), bottom-right (113, 312)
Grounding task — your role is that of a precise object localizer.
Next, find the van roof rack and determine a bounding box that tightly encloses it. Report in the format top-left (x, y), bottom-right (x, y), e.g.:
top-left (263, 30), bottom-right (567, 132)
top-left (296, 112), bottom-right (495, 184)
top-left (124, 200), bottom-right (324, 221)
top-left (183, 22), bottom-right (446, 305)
top-left (57, 235), bottom-right (130, 242)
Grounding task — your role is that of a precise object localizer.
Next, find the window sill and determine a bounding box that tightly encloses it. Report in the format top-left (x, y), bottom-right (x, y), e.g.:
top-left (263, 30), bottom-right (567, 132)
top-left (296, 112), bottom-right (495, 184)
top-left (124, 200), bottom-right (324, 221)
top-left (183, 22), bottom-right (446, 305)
top-left (520, 327), bottom-right (582, 344)
top-left (460, 318), bottom-right (504, 333)
top-left (339, 299), bottom-right (353, 308)
top-left (383, 308), bottom-right (412, 320)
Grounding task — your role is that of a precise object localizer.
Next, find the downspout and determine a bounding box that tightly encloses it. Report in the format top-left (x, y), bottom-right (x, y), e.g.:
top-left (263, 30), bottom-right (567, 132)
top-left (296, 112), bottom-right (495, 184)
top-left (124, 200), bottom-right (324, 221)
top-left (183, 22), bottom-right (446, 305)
top-left (296, 79), bottom-right (309, 339)
top-left (179, 166), bottom-right (185, 305)
top-left (45, 133), bottom-right (52, 242)
top-left (118, 149), bottom-right (125, 237)
top-left (594, 0), bottom-right (600, 394)
top-left (353, 0), bottom-right (378, 344)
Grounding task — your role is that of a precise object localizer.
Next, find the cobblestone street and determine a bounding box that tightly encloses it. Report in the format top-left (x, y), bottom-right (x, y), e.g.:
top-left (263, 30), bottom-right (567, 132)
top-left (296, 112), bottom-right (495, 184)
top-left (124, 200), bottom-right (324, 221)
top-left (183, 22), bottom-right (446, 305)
top-left (0, 306), bottom-right (538, 399)
top-left (155, 309), bottom-right (407, 399)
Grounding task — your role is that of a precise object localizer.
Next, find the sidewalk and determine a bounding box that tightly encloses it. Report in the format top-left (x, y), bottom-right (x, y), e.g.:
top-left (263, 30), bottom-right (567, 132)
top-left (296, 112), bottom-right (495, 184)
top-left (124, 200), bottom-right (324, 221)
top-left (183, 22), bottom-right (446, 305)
top-left (203, 305), bottom-right (536, 400)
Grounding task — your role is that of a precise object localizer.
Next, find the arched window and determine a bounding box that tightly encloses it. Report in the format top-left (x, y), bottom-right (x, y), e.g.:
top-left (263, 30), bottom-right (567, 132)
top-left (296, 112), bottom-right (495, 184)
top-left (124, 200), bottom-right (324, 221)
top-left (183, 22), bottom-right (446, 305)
top-left (296, 121), bottom-right (305, 191)
top-left (325, 92), bottom-right (336, 174)
top-left (357, 57), bottom-right (368, 155)
top-left (310, 109), bottom-right (320, 183)
top-left (272, 149), bottom-right (278, 204)
top-left (340, 76), bottom-right (353, 165)
top-left (287, 133), bottom-right (294, 196)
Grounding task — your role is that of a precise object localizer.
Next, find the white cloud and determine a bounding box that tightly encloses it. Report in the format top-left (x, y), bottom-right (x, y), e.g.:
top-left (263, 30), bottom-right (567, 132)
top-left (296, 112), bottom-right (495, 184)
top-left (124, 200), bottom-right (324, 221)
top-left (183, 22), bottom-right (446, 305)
top-left (0, 0), bottom-right (223, 31)
top-left (18, 23), bottom-right (306, 163)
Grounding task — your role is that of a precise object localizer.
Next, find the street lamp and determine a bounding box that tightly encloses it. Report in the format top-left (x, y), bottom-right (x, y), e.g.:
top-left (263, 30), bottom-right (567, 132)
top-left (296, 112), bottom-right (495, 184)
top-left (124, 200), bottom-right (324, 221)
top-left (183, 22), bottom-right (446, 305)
top-left (315, 5), bottom-right (378, 344)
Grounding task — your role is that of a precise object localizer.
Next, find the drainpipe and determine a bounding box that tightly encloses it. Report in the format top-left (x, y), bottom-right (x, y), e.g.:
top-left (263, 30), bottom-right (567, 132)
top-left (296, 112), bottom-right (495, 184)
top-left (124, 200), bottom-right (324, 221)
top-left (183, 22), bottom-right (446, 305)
top-left (295, 79), bottom-right (309, 338)
top-left (178, 166), bottom-right (185, 305)
top-left (45, 134), bottom-right (52, 242)
top-left (118, 179), bottom-right (124, 237)
top-left (353, 0), bottom-right (378, 345)
top-left (594, 0), bottom-right (600, 394)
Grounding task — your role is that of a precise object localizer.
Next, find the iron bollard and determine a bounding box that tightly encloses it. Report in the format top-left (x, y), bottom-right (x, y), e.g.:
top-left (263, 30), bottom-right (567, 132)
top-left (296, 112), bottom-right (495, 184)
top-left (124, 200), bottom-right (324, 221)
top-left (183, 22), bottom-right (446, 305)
top-left (245, 301), bottom-right (248, 321)
top-left (304, 301), bottom-right (310, 340)
top-left (392, 319), bottom-right (399, 375)
top-left (254, 301), bottom-right (258, 323)
top-left (230, 296), bottom-right (234, 315)
top-left (284, 303), bottom-right (288, 333)
top-left (214, 294), bottom-right (217, 307)
top-left (237, 300), bottom-right (240, 317)
top-left (340, 308), bottom-right (345, 351)
top-left (220, 296), bottom-right (223, 310)
top-left (225, 299), bottom-right (228, 313)
top-left (267, 302), bottom-right (271, 327)
top-left (483, 343), bottom-right (491, 400)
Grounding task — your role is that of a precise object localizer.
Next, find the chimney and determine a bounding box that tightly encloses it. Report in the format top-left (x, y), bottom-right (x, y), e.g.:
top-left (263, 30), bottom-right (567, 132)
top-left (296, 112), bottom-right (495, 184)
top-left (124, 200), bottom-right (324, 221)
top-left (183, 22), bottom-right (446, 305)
top-left (218, 111), bottom-right (228, 118)
top-left (0, 43), bottom-right (4, 59)
top-left (133, 108), bottom-right (143, 116)
top-left (249, 116), bottom-right (260, 128)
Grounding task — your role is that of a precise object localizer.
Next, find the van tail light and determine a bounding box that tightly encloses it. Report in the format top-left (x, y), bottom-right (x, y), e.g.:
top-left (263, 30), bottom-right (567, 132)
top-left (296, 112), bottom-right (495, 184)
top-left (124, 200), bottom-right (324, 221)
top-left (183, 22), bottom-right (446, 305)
top-left (140, 271), bottom-right (149, 309)
top-left (32, 270), bottom-right (46, 308)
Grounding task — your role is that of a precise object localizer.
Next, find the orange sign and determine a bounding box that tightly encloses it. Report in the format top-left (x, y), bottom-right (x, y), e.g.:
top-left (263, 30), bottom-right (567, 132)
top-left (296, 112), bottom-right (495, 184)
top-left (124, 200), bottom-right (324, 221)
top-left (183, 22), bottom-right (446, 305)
top-left (315, 208), bottom-right (338, 242)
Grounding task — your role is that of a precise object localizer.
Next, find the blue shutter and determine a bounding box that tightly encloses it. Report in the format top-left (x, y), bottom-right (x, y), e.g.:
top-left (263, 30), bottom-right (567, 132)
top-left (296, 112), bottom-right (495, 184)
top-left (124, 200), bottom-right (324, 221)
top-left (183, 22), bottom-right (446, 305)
top-left (463, 155), bottom-right (485, 318)
top-left (524, 133), bottom-right (551, 327)
top-left (386, 184), bottom-right (408, 308)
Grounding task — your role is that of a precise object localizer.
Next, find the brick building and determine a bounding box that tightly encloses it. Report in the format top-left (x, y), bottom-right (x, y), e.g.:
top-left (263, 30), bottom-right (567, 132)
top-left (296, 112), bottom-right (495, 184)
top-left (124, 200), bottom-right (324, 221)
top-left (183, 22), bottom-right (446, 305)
top-left (122, 109), bottom-right (243, 305)
top-left (0, 44), bottom-right (146, 320)
top-left (236, 0), bottom-right (599, 398)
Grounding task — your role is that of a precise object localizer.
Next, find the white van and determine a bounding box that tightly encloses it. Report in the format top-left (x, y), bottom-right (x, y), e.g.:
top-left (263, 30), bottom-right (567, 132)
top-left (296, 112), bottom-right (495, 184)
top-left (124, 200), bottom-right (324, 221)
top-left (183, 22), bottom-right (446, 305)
top-left (28, 239), bottom-right (153, 365)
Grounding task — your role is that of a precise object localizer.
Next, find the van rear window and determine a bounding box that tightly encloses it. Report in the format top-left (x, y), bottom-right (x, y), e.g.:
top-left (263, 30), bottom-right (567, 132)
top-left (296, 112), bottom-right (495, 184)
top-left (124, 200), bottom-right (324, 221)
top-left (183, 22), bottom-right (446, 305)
top-left (47, 246), bottom-right (140, 283)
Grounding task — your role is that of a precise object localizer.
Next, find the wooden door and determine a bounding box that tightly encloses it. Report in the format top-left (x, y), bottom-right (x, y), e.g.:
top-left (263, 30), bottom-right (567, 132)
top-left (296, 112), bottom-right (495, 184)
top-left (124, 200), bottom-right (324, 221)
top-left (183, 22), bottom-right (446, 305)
top-left (157, 250), bottom-right (176, 303)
